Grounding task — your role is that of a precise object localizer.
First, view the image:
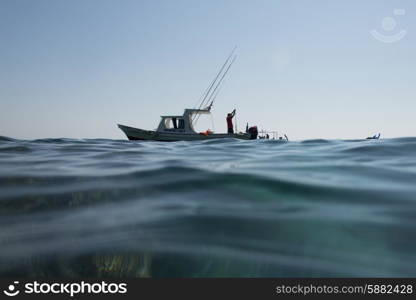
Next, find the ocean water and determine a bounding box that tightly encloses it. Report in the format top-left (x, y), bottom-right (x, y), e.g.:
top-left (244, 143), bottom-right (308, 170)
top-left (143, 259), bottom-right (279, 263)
top-left (0, 135), bottom-right (416, 278)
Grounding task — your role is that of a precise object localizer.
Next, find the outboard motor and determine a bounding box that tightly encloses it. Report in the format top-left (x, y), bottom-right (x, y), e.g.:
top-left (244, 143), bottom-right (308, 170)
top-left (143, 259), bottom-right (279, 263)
top-left (248, 126), bottom-right (258, 140)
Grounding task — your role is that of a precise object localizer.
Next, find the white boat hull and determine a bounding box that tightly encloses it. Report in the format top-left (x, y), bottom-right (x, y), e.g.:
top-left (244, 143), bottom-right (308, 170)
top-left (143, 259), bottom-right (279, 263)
top-left (118, 124), bottom-right (252, 141)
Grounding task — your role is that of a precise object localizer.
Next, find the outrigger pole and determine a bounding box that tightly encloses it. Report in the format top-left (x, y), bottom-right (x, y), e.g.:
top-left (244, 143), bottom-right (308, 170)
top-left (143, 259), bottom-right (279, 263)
top-left (192, 47), bottom-right (237, 125)
top-left (208, 79), bottom-right (226, 108)
top-left (194, 55), bottom-right (237, 126)
top-left (206, 55), bottom-right (236, 108)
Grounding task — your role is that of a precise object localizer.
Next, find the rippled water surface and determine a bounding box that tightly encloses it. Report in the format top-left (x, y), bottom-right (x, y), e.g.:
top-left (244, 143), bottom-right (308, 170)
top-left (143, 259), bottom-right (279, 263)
top-left (1, 136), bottom-right (416, 277)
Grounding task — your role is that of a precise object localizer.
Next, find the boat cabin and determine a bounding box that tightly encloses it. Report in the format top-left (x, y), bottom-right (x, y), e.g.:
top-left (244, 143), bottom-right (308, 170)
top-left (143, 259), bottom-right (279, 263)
top-left (156, 108), bottom-right (211, 133)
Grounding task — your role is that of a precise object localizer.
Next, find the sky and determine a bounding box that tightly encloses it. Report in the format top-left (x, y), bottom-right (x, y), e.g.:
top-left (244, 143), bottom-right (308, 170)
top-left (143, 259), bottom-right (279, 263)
top-left (0, 0), bottom-right (415, 140)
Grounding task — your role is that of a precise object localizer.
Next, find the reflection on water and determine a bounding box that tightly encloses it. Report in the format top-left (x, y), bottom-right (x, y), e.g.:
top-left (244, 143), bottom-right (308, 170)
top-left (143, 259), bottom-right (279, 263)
top-left (1, 136), bottom-right (416, 277)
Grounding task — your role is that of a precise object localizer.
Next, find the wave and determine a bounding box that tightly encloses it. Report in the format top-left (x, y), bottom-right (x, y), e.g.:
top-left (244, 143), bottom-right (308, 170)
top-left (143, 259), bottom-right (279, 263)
top-left (0, 136), bottom-right (16, 142)
top-left (0, 145), bottom-right (33, 153)
top-left (301, 139), bottom-right (332, 144)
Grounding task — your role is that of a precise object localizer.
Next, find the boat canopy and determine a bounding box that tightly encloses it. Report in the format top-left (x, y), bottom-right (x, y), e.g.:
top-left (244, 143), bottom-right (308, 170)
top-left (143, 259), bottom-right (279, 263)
top-left (157, 108), bottom-right (211, 133)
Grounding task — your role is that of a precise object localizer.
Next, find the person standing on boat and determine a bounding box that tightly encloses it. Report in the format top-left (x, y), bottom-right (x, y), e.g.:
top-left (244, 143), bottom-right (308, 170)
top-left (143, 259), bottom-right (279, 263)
top-left (226, 109), bottom-right (236, 134)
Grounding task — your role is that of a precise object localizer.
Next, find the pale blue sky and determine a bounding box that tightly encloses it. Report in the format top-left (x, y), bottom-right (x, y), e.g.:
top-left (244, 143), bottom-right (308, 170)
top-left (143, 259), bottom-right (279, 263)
top-left (0, 0), bottom-right (414, 140)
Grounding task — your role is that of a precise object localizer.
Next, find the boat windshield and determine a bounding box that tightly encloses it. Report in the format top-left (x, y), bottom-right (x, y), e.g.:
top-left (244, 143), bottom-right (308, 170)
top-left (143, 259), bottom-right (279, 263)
top-left (164, 117), bottom-right (185, 129)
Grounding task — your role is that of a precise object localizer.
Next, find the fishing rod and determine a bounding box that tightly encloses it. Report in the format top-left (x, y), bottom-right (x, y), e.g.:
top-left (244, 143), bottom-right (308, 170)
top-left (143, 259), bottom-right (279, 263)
top-left (192, 47), bottom-right (237, 123)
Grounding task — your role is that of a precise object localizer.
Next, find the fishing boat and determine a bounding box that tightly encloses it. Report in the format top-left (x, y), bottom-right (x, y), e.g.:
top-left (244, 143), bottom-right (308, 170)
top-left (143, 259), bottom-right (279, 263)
top-left (118, 48), bottom-right (258, 142)
top-left (366, 133), bottom-right (381, 140)
top-left (118, 107), bottom-right (255, 141)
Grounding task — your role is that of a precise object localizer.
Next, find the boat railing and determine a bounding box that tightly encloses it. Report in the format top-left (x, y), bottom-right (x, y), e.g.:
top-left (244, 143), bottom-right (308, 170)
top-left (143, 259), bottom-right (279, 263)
top-left (258, 130), bottom-right (288, 140)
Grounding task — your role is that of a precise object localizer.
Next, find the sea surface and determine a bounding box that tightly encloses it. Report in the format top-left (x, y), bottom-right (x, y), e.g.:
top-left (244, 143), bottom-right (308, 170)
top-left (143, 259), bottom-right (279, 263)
top-left (1, 135), bottom-right (416, 277)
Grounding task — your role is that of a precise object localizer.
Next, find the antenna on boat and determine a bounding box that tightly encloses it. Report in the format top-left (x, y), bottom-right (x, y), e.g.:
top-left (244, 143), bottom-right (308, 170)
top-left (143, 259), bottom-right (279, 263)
top-left (192, 47), bottom-right (237, 124)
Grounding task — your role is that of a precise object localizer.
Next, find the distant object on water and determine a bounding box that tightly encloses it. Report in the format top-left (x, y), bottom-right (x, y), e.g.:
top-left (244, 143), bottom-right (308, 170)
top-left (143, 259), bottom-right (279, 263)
top-left (366, 133), bottom-right (381, 140)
